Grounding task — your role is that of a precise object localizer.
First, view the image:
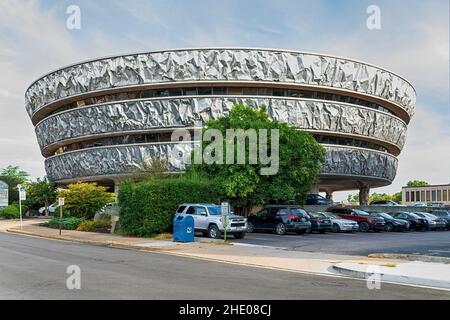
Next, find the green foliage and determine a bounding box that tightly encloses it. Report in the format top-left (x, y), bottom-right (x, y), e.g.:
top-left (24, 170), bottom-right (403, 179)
top-left (118, 174), bottom-right (221, 236)
top-left (57, 182), bottom-right (115, 219)
top-left (0, 204), bottom-right (20, 219)
top-left (76, 219), bottom-right (111, 233)
top-left (189, 104), bottom-right (325, 214)
top-left (0, 165), bottom-right (30, 204)
top-left (25, 177), bottom-right (57, 211)
top-left (406, 180), bottom-right (430, 187)
top-left (131, 156), bottom-right (170, 181)
top-left (42, 217), bottom-right (85, 230)
top-left (347, 191), bottom-right (403, 204)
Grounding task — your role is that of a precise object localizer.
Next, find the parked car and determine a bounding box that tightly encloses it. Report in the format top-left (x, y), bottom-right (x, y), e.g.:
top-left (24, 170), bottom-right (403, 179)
top-left (368, 212), bottom-right (410, 232)
top-left (326, 207), bottom-right (385, 232)
top-left (306, 194), bottom-right (333, 206)
top-left (430, 210), bottom-right (450, 229)
top-left (322, 212), bottom-right (359, 233)
top-left (38, 203), bottom-right (58, 215)
top-left (390, 212), bottom-right (428, 231)
top-left (306, 212), bottom-right (332, 233)
top-left (414, 212), bottom-right (446, 231)
top-left (412, 202), bottom-right (427, 207)
top-left (370, 200), bottom-right (402, 206)
top-left (175, 204), bottom-right (247, 239)
top-left (247, 206), bottom-right (311, 235)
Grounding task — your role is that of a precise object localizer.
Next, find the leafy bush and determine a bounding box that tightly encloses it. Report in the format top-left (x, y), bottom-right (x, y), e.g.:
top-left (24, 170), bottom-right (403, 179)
top-left (42, 217), bottom-right (85, 230)
top-left (0, 204), bottom-right (20, 219)
top-left (57, 182), bottom-right (115, 219)
top-left (76, 219), bottom-right (111, 233)
top-left (118, 174), bottom-right (221, 237)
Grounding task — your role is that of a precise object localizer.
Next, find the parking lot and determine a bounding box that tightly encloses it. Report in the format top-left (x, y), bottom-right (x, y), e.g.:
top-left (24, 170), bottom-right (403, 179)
top-left (232, 230), bottom-right (450, 257)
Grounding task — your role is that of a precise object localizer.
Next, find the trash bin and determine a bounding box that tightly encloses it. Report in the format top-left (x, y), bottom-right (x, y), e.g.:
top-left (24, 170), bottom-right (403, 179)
top-left (173, 215), bottom-right (195, 242)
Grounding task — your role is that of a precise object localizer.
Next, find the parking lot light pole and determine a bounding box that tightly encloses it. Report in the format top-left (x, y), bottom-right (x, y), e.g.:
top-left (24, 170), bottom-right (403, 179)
top-left (17, 184), bottom-right (24, 230)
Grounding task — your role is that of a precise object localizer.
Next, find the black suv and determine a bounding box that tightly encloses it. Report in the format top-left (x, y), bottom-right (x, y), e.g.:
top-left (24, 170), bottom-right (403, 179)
top-left (247, 206), bottom-right (311, 235)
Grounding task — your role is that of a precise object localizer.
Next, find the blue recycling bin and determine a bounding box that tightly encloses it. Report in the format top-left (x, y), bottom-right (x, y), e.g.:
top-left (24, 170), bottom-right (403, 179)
top-left (173, 215), bottom-right (195, 242)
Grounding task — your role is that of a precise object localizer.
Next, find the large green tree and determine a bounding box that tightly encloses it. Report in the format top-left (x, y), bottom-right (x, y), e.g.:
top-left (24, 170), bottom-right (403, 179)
top-left (190, 104), bottom-right (325, 215)
top-left (25, 178), bottom-right (57, 215)
top-left (0, 166), bottom-right (30, 203)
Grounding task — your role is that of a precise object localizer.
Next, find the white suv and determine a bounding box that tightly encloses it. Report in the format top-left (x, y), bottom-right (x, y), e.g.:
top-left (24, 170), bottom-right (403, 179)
top-left (175, 204), bottom-right (247, 239)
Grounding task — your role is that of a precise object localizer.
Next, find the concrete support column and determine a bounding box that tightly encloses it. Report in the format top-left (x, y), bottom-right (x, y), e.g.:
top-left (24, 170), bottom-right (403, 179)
top-left (325, 191), bottom-right (334, 200)
top-left (359, 185), bottom-right (370, 206)
top-left (310, 182), bottom-right (320, 194)
top-left (113, 180), bottom-right (120, 203)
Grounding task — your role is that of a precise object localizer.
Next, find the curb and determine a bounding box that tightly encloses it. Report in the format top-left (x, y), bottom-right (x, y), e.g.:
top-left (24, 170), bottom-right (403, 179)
top-left (368, 253), bottom-right (450, 264)
top-left (332, 264), bottom-right (450, 290)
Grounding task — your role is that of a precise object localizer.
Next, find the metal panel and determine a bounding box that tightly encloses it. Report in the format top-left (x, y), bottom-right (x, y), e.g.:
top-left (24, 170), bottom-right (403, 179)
top-left (45, 143), bottom-right (397, 183)
top-left (35, 97), bottom-right (407, 151)
top-left (25, 49), bottom-right (416, 119)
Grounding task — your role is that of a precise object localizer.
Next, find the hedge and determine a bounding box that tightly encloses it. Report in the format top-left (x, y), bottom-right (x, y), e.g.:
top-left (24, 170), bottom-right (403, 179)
top-left (41, 217), bottom-right (85, 230)
top-left (0, 204), bottom-right (21, 219)
top-left (118, 175), bottom-right (221, 237)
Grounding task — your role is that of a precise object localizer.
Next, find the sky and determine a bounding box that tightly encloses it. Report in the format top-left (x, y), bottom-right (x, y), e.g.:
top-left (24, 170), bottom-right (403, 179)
top-left (0, 0), bottom-right (449, 201)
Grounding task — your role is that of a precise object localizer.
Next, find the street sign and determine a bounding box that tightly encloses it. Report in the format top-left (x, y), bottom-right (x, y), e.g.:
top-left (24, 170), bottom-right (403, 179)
top-left (58, 198), bottom-right (65, 206)
top-left (221, 202), bottom-right (230, 240)
top-left (0, 180), bottom-right (8, 207)
top-left (19, 189), bottom-right (26, 201)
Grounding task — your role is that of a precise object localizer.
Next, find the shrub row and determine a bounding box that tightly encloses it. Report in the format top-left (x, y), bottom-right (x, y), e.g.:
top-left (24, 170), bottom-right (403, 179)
top-left (0, 203), bottom-right (25, 219)
top-left (118, 175), bottom-right (221, 237)
top-left (41, 217), bottom-right (85, 230)
top-left (76, 219), bottom-right (111, 233)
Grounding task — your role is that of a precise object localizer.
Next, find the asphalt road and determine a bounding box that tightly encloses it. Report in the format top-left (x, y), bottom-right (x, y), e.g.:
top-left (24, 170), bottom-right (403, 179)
top-left (0, 232), bottom-right (449, 299)
top-left (234, 230), bottom-right (450, 257)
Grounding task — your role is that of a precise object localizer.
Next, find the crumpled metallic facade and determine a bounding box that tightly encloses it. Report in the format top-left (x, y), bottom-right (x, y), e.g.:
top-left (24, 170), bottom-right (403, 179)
top-left (45, 144), bottom-right (397, 182)
top-left (35, 96), bottom-right (407, 152)
top-left (25, 48), bottom-right (416, 119)
top-left (321, 146), bottom-right (397, 181)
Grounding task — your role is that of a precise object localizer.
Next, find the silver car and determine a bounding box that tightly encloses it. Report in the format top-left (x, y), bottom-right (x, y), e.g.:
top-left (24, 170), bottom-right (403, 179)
top-left (175, 204), bottom-right (247, 239)
top-left (415, 212), bottom-right (446, 230)
top-left (323, 212), bottom-right (359, 232)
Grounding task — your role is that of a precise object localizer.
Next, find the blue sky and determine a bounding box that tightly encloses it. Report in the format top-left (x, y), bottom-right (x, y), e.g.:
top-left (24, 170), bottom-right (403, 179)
top-left (0, 0), bottom-right (448, 200)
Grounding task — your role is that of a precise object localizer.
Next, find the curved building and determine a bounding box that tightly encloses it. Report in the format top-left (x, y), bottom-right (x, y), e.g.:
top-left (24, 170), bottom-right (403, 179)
top-left (25, 48), bottom-right (415, 202)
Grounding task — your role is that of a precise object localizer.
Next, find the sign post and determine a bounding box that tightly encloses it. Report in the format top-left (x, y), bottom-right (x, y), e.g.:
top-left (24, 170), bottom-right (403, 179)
top-left (17, 185), bottom-right (26, 230)
top-left (221, 202), bottom-right (230, 241)
top-left (58, 197), bottom-right (65, 236)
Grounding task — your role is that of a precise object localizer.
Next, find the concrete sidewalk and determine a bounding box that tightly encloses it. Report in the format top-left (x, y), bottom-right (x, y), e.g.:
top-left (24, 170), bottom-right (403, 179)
top-left (4, 221), bottom-right (450, 290)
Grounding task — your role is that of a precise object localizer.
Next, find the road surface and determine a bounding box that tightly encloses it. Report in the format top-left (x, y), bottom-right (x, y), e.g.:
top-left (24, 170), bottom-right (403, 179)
top-left (0, 232), bottom-right (448, 299)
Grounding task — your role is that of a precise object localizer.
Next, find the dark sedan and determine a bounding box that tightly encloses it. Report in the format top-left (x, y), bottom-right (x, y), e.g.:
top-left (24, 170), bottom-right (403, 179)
top-left (390, 212), bottom-right (428, 231)
top-left (247, 206), bottom-right (311, 235)
top-left (306, 212), bottom-right (333, 234)
top-left (368, 212), bottom-right (410, 232)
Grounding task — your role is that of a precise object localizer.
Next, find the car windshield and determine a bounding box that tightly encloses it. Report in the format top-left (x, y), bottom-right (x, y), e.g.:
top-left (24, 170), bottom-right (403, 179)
top-left (354, 210), bottom-right (369, 216)
top-left (290, 209), bottom-right (307, 216)
top-left (378, 213), bottom-right (393, 219)
top-left (324, 213), bottom-right (338, 219)
top-left (408, 213), bottom-right (421, 219)
top-left (207, 206), bottom-right (222, 215)
top-left (309, 212), bottom-right (326, 218)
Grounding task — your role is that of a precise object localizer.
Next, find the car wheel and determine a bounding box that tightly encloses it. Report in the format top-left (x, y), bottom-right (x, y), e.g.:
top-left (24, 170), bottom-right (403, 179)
top-left (247, 222), bottom-right (255, 233)
top-left (208, 225), bottom-right (222, 239)
top-left (233, 232), bottom-right (245, 239)
top-left (385, 222), bottom-right (394, 232)
top-left (359, 222), bottom-right (370, 232)
top-left (332, 224), bottom-right (341, 233)
top-left (275, 223), bottom-right (286, 235)
top-left (296, 229), bottom-right (306, 235)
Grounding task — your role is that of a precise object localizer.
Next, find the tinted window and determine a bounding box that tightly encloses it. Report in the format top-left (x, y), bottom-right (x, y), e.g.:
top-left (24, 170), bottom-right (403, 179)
top-left (278, 209), bottom-right (290, 215)
top-left (291, 208), bottom-right (307, 216)
top-left (186, 206), bottom-right (195, 215)
top-left (353, 210), bottom-right (369, 216)
top-left (257, 209), bottom-right (269, 217)
top-left (195, 207), bottom-right (208, 216)
top-left (177, 206), bottom-right (186, 213)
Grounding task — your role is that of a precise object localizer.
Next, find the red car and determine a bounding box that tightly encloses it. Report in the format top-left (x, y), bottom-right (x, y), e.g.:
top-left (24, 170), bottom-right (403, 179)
top-left (326, 207), bottom-right (385, 232)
